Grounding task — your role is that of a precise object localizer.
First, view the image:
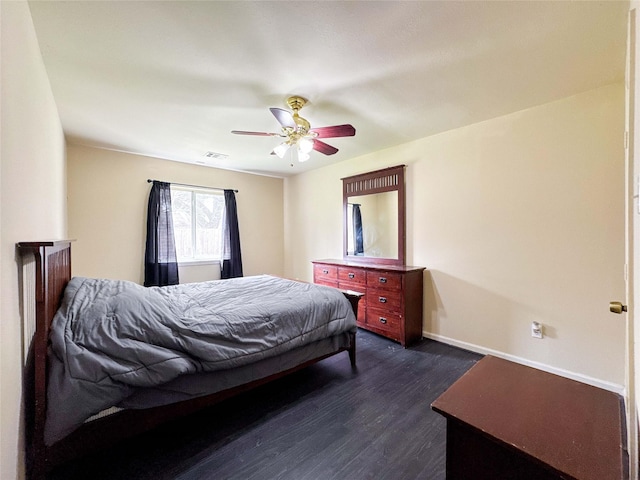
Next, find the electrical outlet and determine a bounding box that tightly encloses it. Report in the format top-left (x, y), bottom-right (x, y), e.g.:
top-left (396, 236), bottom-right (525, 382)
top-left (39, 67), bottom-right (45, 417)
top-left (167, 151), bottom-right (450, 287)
top-left (531, 321), bottom-right (543, 339)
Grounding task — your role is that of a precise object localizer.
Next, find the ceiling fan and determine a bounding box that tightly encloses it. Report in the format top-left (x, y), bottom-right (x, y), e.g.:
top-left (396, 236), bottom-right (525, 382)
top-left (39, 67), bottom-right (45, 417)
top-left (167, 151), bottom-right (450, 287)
top-left (231, 96), bottom-right (356, 162)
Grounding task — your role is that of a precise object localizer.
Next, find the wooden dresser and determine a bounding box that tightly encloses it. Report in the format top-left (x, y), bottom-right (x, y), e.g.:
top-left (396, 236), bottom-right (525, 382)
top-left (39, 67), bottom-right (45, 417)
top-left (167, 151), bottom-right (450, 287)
top-left (312, 259), bottom-right (425, 347)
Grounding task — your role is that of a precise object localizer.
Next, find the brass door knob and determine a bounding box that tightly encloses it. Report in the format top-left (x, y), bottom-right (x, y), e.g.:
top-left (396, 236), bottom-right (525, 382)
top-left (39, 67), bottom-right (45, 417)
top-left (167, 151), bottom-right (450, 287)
top-left (610, 301), bottom-right (628, 314)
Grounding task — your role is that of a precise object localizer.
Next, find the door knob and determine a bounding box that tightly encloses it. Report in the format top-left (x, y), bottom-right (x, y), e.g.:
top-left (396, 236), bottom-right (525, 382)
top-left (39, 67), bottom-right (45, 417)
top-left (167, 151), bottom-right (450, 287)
top-left (609, 301), bottom-right (628, 314)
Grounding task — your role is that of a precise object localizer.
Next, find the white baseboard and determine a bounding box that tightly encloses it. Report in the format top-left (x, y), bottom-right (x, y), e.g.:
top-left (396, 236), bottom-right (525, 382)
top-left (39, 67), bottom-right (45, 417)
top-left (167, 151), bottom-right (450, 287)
top-left (423, 331), bottom-right (625, 396)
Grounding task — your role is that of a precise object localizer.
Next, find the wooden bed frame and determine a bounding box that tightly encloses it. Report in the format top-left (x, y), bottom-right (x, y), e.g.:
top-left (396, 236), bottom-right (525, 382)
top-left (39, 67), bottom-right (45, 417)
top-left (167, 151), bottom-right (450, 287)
top-left (18, 240), bottom-right (360, 480)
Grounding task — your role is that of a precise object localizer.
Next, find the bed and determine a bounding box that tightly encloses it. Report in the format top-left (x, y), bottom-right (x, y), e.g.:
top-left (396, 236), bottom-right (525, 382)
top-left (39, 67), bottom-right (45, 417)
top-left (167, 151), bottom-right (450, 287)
top-left (18, 241), bottom-right (361, 480)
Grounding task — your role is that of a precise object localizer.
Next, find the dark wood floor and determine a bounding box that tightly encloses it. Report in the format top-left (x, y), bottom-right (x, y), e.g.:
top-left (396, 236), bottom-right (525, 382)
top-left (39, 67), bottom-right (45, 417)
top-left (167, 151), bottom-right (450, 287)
top-left (50, 330), bottom-right (481, 480)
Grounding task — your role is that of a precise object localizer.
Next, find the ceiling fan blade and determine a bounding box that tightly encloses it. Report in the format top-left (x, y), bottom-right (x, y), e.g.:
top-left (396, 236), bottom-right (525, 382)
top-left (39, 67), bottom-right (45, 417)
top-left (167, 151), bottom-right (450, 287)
top-left (231, 130), bottom-right (282, 137)
top-left (270, 108), bottom-right (296, 128)
top-left (313, 139), bottom-right (339, 155)
top-left (310, 124), bottom-right (356, 138)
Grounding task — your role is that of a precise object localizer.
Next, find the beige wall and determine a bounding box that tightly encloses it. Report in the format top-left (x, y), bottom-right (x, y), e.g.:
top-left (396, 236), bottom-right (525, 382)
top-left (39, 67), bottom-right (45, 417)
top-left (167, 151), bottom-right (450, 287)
top-left (1, 3), bottom-right (67, 479)
top-left (67, 145), bottom-right (284, 283)
top-left (285, 83), bottom-right (626, 389)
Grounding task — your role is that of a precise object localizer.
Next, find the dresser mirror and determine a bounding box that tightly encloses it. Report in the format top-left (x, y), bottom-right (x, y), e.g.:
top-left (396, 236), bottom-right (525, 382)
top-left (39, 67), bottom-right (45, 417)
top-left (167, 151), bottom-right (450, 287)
top-left (342, 165), bottom-right (405, 266)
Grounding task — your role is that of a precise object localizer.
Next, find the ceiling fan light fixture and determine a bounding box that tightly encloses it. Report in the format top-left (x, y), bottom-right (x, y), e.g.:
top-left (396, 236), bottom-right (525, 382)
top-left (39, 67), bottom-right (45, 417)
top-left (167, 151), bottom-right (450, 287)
top-left (273, 142), bottom-right (290, 158)
top-left (298, 136), bottom-right (314, 154)
top-left (297, 150), bottom-right (310, 162)
top-left (232, 95), bottom-right (355, 160)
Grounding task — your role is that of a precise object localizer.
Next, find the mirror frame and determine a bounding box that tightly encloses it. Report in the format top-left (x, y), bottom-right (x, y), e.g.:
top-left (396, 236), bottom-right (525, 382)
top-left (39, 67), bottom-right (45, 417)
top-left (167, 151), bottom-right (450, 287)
top-left (342, 165), bottom-right (406, 266)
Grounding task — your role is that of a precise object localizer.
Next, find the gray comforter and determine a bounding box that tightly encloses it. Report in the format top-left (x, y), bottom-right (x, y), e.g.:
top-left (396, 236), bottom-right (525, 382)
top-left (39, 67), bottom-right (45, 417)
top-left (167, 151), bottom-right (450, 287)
top-left (46, 275), bottom-right (356, 445)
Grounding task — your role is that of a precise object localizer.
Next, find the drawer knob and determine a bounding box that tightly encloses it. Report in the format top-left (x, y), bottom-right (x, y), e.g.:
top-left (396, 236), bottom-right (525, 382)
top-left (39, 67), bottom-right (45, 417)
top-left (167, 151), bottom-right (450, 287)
top-left (322, 269), bottom-right (329, 274)
top-left (379, 277), bottom-right (387, 283)
top-left (379, 296), bottom-right (387, 303)
top-left (348, 273), bottom-right (355, 279)
top-left (379, 317), bottom-right (387, 324)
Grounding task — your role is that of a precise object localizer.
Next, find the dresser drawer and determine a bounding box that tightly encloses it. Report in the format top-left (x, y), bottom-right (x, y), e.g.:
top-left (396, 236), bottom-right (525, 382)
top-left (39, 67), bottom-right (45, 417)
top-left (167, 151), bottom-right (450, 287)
top-left (338, 267), bottom-right (366, 286)
top-left (366, 288), bottom-right (402, 312)
top-left (365, 308), bottom-right (402, 337)
top-left (366, 271), bottom-right (402, 291)
top-left (314, 264), bottom-right (338, 282)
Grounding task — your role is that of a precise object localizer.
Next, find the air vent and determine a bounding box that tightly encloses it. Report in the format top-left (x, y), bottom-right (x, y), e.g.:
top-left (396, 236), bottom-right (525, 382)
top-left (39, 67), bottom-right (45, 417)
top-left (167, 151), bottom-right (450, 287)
top-left (203, 151), bottom-right (229, 161)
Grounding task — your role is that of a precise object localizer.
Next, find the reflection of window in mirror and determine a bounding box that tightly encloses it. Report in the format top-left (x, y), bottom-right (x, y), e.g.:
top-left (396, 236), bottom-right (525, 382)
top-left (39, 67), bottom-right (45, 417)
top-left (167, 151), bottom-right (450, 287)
top-left (347, 203), bottom-right (364, 256)
top-left (347, 192), bottom-right (398, 258)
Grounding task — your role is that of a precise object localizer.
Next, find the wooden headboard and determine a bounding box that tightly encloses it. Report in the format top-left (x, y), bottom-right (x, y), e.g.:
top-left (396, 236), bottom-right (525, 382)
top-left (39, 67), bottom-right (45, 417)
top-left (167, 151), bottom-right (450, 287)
top-left (18, 240), bottom-right (72, 479)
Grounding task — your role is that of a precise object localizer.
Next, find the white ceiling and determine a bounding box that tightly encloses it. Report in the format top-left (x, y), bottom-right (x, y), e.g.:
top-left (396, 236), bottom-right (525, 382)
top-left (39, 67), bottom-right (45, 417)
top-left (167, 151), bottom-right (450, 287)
top-left (28, 1), bottom-right (628, 178)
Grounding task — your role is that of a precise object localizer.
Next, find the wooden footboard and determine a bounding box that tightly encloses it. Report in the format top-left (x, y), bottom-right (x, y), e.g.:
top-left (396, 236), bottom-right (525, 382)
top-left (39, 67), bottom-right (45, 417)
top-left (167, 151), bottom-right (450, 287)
top-left (18, 241), bottom-right (360, 479)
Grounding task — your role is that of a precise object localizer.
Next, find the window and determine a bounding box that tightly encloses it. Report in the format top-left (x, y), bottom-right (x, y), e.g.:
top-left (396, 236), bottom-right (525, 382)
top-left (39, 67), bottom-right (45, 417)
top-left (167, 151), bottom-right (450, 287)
top-left (170, 187), bottom-right (225, 263)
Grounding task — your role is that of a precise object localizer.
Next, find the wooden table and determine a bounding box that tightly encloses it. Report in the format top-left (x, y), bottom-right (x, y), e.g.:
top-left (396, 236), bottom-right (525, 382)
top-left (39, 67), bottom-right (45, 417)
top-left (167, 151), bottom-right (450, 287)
top-left (431, 355), bottom-right (627, 480)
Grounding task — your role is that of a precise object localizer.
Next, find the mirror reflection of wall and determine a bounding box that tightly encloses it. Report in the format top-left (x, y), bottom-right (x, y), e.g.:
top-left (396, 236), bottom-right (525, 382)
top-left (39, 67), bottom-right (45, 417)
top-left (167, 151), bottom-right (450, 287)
top-left (347, 191), bottom-right (398, 258)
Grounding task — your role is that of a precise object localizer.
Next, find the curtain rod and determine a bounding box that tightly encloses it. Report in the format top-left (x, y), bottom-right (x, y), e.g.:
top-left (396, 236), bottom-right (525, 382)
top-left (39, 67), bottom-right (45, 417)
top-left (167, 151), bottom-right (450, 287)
top-left (147, 179), bottom-right (238, 193)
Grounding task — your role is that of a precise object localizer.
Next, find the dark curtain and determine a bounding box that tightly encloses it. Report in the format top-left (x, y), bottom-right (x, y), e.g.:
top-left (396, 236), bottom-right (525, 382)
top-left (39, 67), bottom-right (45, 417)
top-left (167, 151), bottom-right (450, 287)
top-left (221, 189), bottom-right (243, 279)
top-left (144, 181), bottom-right (179, 286)
top-left (353, 203), bottom-right (364, 255)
